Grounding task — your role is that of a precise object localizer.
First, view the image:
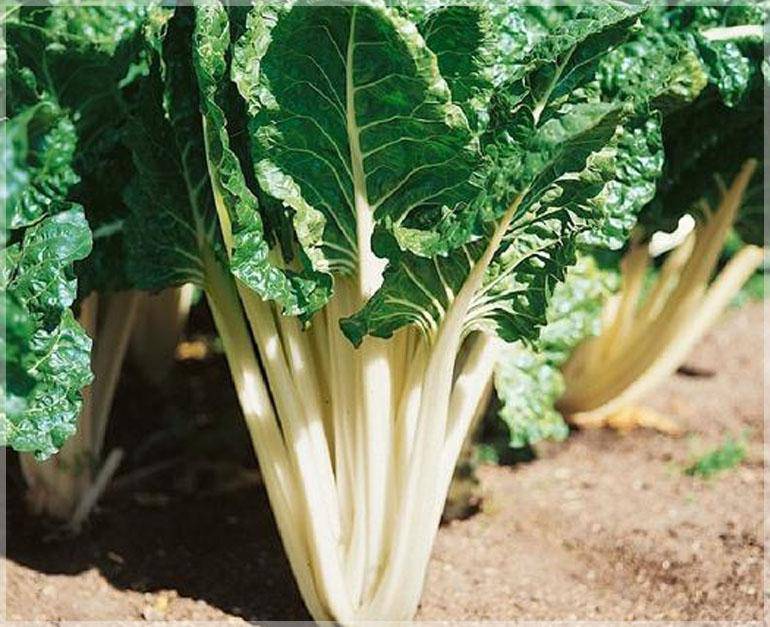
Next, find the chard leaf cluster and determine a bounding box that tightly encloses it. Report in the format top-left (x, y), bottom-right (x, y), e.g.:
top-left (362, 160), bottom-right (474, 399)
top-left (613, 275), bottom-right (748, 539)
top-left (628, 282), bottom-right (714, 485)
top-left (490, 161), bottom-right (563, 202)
top-left (2, 4), bottom-right (150, 457)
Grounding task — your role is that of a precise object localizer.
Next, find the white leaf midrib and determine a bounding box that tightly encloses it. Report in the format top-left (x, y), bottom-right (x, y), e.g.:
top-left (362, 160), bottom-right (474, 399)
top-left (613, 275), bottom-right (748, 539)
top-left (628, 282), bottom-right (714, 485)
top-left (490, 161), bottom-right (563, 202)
top-left (345, 6), bottom-right (386, 299)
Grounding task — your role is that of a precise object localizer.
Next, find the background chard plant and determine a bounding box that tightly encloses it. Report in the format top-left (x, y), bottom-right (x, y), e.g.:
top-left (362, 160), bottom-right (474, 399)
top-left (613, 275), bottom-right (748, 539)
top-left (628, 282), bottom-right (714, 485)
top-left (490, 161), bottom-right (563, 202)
top-left (490, 2), bottom-right (765, 450)
top-left (2, 4), bottom-right (178, 526)
top-left (2, 1), bottom-right (765, 622)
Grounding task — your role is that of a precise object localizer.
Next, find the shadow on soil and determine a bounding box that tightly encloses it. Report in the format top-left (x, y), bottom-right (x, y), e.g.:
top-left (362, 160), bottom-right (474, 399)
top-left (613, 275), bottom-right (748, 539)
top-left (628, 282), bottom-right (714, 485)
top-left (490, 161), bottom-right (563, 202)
top-left (7, 461), bottom-right (310, 621)
top-left (5, 304), bottom-right (311, 621)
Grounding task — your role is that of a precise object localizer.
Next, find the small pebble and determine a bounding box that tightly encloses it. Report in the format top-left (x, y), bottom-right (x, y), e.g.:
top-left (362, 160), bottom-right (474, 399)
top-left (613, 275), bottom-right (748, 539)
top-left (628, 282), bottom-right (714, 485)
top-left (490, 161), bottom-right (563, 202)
top-left (141, 606), bottom-right (163, 621)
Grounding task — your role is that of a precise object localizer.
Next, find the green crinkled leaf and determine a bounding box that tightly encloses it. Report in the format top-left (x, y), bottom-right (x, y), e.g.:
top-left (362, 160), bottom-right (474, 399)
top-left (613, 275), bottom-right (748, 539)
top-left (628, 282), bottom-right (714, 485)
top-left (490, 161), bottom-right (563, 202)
top-left (490, 101), bottom-right (622, 213)
top-left (3, 101), bottom-right (79, 235)
top-left (344, 4), bottom-right (641, 346)
top-left (495, 348), bottom-right (568, 449)
top-left (417, 5), bottom-right (493, 133)
top-left (341, 209), bottom-right (580, 347)
top-left (490, 4), bottom-right (641, 90)
top-left (667, 2), bottom-right (765, 107)
top-left (536, 254), bottom-right (618, 364)
top-left (2, 207), bottom-right (93, 459)
top-left (340, 235), bottom-right (486, 345)
top-left (3, 310), bottom-right (93, 459)
top-left (492, 255), bottom-right (616, 448)
top-left (8, 207), bottom-right (92, 327)
top-left (488, 3), bottom-right (578, 87)
top-left (18, 2), bottom-right (151, 56)
top-left (2, 9), bottom-right (104, 457)
top-left (665, 3), bottom-right (767, 34)
top-left (696, 37), bottom-right (754, 107)
top-left (598, 17), bottom-right (709, 113)
top-left (511, 4), bottom-right (643, 118)
top-left (194, 3), bottom-right (331, 318)
top-left (601, 3), bottom-right (764, 242)
top-left (462, 102), bottom-right (623, 342)
top-left (577, 116), bottom-right (664, 250)
top-left (1, 293), bottom-right (36, 426)
top-left (235, 3), bottom-right (484, 270)
top-left (346, 99), bottom-right (618, 346)
top-left (7, 5), bottom-right (150, 146)
top-left (123, 9), bottom-right (220, 291)
top-left (469, 219), bottom-right (578, 344)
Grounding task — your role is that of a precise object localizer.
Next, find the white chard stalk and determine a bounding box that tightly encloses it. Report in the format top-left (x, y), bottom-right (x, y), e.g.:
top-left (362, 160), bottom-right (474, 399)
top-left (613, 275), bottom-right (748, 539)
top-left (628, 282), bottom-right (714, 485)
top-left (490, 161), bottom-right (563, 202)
top-left (199, 177), bottom-right (517, 621)
top-left (558, 161), bottom-right (763, 427)
top-left (130, 285), bottom-right (195, 384)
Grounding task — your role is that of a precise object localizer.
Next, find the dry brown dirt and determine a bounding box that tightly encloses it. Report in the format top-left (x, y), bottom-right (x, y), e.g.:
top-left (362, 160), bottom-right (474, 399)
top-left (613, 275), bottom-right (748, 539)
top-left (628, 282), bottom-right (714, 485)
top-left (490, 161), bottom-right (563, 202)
top-left (4, 301), bottom-right (765, 623)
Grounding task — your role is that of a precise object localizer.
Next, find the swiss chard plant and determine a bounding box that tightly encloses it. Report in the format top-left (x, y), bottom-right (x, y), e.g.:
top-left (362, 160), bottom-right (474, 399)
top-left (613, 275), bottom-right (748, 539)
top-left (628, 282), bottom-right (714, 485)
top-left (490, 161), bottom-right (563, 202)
top-left (3, 4), bottom-right (160, 526)
top-left (119, 3), bottom-right (656, 619)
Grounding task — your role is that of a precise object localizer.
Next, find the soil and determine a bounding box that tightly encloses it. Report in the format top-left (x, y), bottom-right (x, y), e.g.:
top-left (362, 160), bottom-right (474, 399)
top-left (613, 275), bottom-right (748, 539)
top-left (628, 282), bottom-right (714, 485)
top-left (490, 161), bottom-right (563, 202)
top-left (4, 301), bottom-right (765, 624)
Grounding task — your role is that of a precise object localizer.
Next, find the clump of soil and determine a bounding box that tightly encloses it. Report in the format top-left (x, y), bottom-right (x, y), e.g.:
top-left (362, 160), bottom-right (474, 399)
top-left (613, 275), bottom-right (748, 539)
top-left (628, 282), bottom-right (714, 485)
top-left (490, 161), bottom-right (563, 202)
top-left (4, 302), bottom-right (764, 622)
